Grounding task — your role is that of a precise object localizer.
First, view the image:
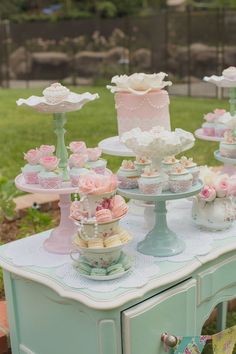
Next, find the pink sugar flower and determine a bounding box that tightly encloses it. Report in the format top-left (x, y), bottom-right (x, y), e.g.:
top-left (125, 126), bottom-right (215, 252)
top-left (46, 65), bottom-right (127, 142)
top-left (78, 173), bottom-right (118, 195)
top-left (87, 147), bottom-right (102, 162)
top-left (39, 145), bottom-right (55, 156)
top-left (199, 185), bottom-right (216, 202)
top-left (24, 148), bottom-right (42, 165)
top-left (214, 108), bottom-right (226, 116)
top-left (204, 112), bottom-right (216, 122)
top-left (40, 156), bottom-right (60, 171)
top-left (69, 153), bottom-right (88, 168)
top-left (214, 177), bottom-right (229, 197)
top-left (69, 141), bottom-right (86, 154)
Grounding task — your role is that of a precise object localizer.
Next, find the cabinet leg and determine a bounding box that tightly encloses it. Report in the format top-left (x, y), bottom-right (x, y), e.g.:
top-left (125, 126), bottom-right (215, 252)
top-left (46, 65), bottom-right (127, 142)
top-left (217, 302), bottom-right (228, 332)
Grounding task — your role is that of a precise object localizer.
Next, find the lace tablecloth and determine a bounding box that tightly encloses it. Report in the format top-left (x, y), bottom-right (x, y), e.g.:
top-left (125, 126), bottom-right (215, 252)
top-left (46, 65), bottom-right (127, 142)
top-left (3, 198), bottom-right (236, 292)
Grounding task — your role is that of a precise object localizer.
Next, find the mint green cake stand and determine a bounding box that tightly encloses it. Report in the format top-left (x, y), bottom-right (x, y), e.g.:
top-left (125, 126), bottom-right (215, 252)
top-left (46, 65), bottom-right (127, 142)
top-left (118, 181), bottom-right (203, 257)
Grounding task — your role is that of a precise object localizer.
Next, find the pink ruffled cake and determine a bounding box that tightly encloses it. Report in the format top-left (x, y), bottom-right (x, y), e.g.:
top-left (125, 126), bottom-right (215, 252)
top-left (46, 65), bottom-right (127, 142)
top-left (107, 73), bottom-right (172, 137)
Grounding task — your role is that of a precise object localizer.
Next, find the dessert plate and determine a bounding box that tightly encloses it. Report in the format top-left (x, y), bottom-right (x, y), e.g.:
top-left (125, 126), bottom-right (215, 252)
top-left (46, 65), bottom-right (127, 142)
top-left (75, 267), bottom-right (132, 281)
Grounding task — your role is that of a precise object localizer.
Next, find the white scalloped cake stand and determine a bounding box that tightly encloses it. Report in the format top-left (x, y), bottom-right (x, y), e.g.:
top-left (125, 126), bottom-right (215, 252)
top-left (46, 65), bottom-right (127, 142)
top-left (99, 136), bottom-right (135, 157)
top-left (15, 174), bottom-right (78, 254)
top-left (195, 129), bottom-right (236, 176)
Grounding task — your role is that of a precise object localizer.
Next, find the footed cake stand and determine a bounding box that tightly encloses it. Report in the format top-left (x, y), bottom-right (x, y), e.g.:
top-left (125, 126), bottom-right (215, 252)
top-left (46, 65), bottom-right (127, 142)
top-left (118, 182), bottom-right (203, 257)
top-left (195, 129), bottom-right (235, 175)
top-left (214, 150), bottom-right (236, 170)
top-left (15, 174), bottom-right (78, 254)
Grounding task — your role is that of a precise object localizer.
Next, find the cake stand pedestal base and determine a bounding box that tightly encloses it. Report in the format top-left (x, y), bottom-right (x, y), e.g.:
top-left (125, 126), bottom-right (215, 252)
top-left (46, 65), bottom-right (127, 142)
top-left (43, 194), bottom-right (77, 254)
top-left (137, 200), bottom-right (185, 257)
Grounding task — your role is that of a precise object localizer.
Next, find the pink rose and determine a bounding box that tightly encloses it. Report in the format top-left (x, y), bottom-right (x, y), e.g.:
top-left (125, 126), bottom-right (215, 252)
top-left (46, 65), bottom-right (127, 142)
top-left (24, 148), bottom-right (41, 165)
top-left (214, 178), bottom-right (229, 197)
top-left (199, 185), bottom-right (216, 202)
top-left (214, 109), bottom-right (226, 117)
top-left (78, 173), bottom-right (118, 195)
top-left (204, 113), bottom-right (215, 122)
top-left (69, 153), bottom-right (88, 168)
top-left (39, 145), bottom-right (55, 156)
top-left (87, 147), bottom-right (102, 162)
top-left (69, 141), bottom-right (86, 154)
top-left (40, 156), bottom-right (60, 171)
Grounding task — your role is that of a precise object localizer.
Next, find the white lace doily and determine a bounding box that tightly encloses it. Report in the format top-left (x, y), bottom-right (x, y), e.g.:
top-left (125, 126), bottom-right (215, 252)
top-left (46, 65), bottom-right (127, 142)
top-left (4, 231), bottom-right (70, 267)
top-left (56, 252), bottom-right (160, 292)
top-left (121, 199), bottom-right (236, 262)
top-left (4, 199), bottom-right (236, 270)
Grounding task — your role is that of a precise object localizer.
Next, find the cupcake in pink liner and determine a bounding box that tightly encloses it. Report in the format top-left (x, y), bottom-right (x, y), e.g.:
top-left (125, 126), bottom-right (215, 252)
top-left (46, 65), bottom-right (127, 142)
top-left (95, 209), bottom-right (113, 223)
top-left (202, 112), bottom-right (216, 136)
top-left (69, 153), bottom-right (89, 186)
top-left (111, 195), bottom-right (128, 218)
top-left (138, 166), bottom-right (163, 195)
top-left (68, 153), bottom-right (88, 168)
top-left (134, 156), bottom-right (152, 175)
top-left (68, 141), bottom-right (87, 154)
top-left (38, 156), bottom-right (62, 189)
top-left (86, 147), bottom-right (107, 175)
top-left (169, 164), bottom-right (193, 193)
top-left (39, 145), bottom-right (55, 157)
top-left (117, 160), bottom-right (139, 189)
top-left (22, 148), bottom-right (43, 184)
top-left (180, 156), bottom-right (200, 185)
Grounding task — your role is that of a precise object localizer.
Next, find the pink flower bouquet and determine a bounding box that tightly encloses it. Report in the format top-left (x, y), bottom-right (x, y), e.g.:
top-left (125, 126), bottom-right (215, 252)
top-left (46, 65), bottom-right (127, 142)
top-left (40, 156), bottom-right (60, 171)
top-left (78, 173), bottom-right (118, 195)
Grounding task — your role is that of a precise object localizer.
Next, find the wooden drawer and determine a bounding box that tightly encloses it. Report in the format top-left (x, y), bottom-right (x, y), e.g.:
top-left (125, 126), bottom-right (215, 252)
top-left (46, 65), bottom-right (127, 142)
top-left (197, 255), bottom-right (236, 304)
top-left (122, 279), bottom-right (196, 354)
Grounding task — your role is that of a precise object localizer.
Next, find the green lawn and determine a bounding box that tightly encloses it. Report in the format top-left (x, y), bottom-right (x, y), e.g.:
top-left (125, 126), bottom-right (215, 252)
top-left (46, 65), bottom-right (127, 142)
top-left (0, 86), bottom-right (227, 179)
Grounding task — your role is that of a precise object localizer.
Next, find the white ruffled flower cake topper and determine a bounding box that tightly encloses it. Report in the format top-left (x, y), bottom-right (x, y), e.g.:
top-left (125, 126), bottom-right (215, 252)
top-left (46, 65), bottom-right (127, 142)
top-left (107, 72), bottom-right (172, 95)
top-left (204, 66), bottom-right (236, 88)
top-left (121, 126), bottom-right (195, 161)
top-left (16, 82), bottom-right (99, 113)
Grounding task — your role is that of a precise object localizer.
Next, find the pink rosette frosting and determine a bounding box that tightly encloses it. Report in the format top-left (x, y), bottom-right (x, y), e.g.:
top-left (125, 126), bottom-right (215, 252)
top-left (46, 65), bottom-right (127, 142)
top-left (204, 109), bottom-right (226, 122)
top-left (24, 148), bottom-right (42, 165)
top-left (69, 153), bottom-right (88, 168)
top-left (204, 112), bottom-right (216, 123)
top-left (69, 141), bottom-right (87, 154)
top-left (78, 173), bottom-right (118, 195)
top-left (87, 147), bottom-right (102, 162)
top-left (40, 156), bottom-right (60, 171)
top-left (39, 145), bottom-right (55, 156)
top-left (199, 185), bottom-right (216, 202)
top-left (214, 108), bottom-right (226, 117)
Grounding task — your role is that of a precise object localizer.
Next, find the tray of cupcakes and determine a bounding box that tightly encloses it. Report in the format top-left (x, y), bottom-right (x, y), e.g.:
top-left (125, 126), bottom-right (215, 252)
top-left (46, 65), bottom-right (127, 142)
top-left (18, 141), bottom-right (112, 191)
top-left (117, 155), bottom-right (200, 195)
top-left (70, 172), bottom-right (133, 280)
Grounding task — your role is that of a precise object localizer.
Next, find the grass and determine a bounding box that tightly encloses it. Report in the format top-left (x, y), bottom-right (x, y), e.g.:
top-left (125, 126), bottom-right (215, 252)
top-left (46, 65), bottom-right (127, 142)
top-left (0, 87), bottom-right (235, 353)
top-left (0, 86), bottom-right (228, 179)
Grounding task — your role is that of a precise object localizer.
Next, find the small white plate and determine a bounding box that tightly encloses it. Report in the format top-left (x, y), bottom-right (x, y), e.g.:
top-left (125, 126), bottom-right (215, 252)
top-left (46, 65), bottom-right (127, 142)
top-left (78, 268), bottom-right (132, 281)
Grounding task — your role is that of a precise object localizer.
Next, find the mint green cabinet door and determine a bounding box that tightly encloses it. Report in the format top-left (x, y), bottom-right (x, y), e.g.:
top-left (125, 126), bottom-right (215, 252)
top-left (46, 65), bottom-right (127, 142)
top-left (122, 279), bottom-right (196, 354)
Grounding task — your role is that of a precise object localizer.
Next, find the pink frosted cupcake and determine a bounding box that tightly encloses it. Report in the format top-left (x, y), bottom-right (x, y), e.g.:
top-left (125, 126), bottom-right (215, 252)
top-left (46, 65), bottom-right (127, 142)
top-left (38, 156), bottom-right (62, 189)
top-left (68, 141), bottom-right (87, 155)
top-left (180, 156), bottom-right (200, 185)
top-left (22, 148), bottom-right (43, 184)
top-left (117, 160), bottom-right (139, 189)
top-left (86, 147), bottom-right (107, 174)
top-left (138, 167), bottom-right (163, 194)
top-left (169, 165), bottom-right (193, 193)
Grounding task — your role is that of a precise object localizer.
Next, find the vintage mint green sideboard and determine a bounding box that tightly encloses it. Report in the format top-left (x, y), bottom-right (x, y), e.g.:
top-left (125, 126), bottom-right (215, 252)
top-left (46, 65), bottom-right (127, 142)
top-left (0, 231), bottom-right (236, 354)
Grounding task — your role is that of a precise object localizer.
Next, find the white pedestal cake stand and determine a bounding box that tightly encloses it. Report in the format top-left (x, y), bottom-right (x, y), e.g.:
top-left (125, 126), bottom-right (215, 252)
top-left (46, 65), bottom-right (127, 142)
top-left (195, 129), bottom-right (235, 176)
top-left (15, 174), bottom-right (78, 254)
